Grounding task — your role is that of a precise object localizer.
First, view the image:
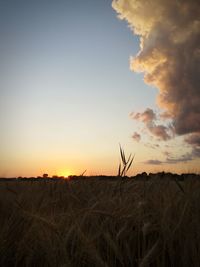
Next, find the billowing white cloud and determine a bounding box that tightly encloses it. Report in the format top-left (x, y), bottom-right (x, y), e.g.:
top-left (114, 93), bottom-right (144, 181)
top-left (112, 0), bottom-right (200, 154)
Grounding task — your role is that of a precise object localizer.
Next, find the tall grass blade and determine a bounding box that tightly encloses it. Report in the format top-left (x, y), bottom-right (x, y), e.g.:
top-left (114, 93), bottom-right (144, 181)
top-left (121, 164), bottom-right (127, 177)
top-left (119, 144), bottom-right (126, 165)
top-left (126, 156), bottom-right (134, 172)
top-left (118, 163), bottom-right (121, 177)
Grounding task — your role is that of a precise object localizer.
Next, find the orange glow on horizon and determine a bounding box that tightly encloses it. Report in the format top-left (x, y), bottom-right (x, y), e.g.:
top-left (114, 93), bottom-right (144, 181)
top-left (56, 169), bottom-right (73, 178)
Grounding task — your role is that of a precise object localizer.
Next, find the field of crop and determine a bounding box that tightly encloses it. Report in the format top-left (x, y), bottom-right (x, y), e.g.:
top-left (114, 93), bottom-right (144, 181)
top-left (0, 175), bottom-right (200, 267)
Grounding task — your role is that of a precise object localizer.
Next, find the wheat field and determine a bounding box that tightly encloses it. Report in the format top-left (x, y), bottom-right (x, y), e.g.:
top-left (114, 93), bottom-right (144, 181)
top-left (0, 175), bottom-right (200, 267)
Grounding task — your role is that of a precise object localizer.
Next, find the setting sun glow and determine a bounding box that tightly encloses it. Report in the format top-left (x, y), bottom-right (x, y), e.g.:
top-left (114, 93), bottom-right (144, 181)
top-left (57, 170), bottom-right (72, 178)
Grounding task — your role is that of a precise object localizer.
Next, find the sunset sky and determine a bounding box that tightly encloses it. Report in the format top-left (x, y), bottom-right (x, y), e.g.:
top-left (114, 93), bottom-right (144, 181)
top-left (0, 0), bottom-right (199, 177)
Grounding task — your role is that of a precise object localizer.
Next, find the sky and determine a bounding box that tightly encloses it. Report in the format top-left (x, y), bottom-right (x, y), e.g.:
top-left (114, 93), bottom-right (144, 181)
top-left (0, 0), bottom-right (199, 177)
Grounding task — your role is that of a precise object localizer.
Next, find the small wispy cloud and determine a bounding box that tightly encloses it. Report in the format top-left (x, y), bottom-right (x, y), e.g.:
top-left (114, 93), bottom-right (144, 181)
top-left (144, 159), bottom-right (163, 165)
top-left (148, 124), bottom-right (171, 141)
top-left (132, 132), bottom-right (141, 142)
top-left (185, 133), bottom-right (200, 146)
top-left (131, 108), bottom-right (156, 123)
top-left (144, 152), bottom-right (195, 166)
top-left (144, 143), bottom-right (160, 149)
top-left (165, 154), bottom-right (193, 164)
top-left (131, 108), bottom-right (172, 141)
top-left (184, 133), bottom-right (200, 160)
top-left (191, 147), bottom-right (200, 158)
top-left (162, 151), bottom-right (171, 157)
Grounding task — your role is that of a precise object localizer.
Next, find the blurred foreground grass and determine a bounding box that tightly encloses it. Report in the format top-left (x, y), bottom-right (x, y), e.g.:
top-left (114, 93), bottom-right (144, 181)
top-left (0, 176), bottom-right (200, 267)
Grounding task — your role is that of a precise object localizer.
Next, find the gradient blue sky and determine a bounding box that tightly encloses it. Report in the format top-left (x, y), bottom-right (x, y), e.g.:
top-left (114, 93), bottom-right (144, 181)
top-left (0, 0), bottom-right (197, 177)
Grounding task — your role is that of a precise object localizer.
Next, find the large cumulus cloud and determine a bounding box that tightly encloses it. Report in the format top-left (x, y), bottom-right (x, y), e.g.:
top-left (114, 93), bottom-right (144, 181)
top-left (112, 0), bottom-right (200, 150)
